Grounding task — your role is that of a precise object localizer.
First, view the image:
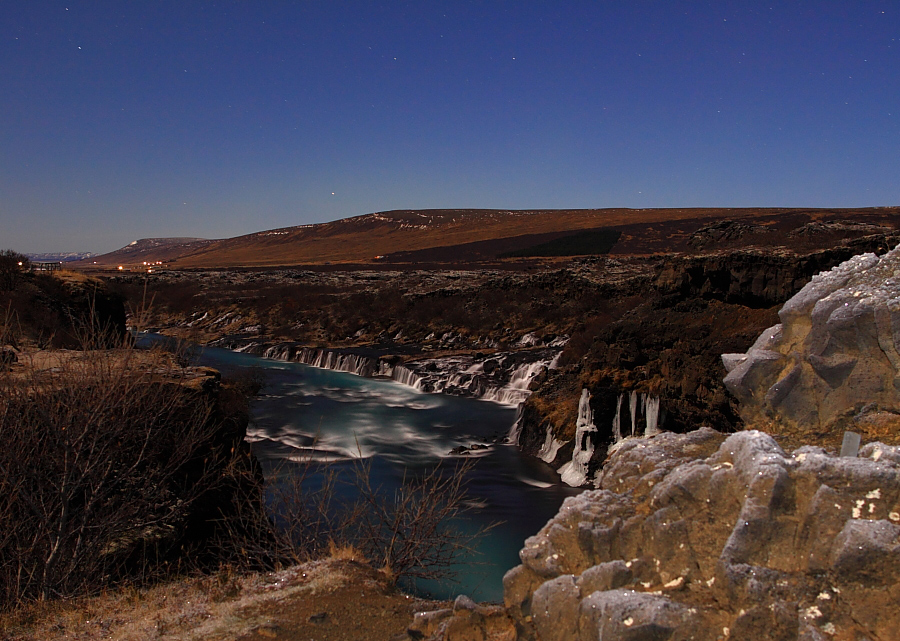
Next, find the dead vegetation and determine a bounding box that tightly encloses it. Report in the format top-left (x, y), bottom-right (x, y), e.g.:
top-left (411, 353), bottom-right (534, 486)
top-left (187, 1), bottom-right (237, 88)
top-left (0, 340), bottom-right (260, 610)
top-left (0, 558), bottom-right (446, 641)
top-left (252, 457), bottom-right (486, 587)
top-left (0, 272), bottom-right (491, 636)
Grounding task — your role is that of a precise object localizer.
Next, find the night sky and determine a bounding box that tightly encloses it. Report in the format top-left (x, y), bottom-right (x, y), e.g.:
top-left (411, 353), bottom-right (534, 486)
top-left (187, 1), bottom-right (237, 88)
top-left (3, 2), bottom-right (899, 254)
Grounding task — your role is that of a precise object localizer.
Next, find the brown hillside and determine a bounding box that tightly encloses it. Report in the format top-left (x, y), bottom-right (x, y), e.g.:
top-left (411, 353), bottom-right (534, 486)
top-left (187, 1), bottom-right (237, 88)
top-left (81, 207), bottom-right (900, 269)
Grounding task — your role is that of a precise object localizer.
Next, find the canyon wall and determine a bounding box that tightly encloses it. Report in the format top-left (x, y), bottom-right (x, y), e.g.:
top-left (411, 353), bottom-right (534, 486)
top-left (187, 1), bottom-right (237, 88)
top-left (517, 236), bottom-right (900, 485)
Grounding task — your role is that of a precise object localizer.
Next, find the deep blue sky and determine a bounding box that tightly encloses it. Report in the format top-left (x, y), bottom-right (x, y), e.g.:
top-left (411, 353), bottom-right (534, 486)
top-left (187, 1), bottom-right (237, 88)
top-left (2, 1), bottom-right (899, 253)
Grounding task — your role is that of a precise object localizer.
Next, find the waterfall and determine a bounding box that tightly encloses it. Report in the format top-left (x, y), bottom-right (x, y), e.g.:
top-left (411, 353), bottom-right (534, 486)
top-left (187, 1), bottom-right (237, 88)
top-left (612, 393), bottom-right (623, 443)
top-left (391, 365), bottom-right (426, 391)
top-left (263, 344), bottom-right (292, 360)
top-left (629, 391), bottom-right (638, 437)
top-left (644, 395), bottom-right (661, 436)
top-left (262, 344), bottom-right (379, 377)
top-left (537, 424), bottom-right (566, 464)
top-left (481, 358), bottom-right (552, 405)
top-left (258, 342), bottom-right (561, 406)
top-left (557, 388), bottom-right (598, 487)
top-left (506, 404), bottom-right (525, 445)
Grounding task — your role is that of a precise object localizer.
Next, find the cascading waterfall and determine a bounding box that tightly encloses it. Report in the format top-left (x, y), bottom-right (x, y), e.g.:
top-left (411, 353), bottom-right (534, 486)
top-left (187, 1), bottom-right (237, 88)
top-left (557, 388), bottom-right (598, 487)
top-left (263, 345), bottom-right (382, 378)
top-left (612, 394), bottom-right (623, 443)
top-left (644, 395), bottom-right (661, 436)
top-left (506, 404), bottom-right (525, 445)
top-left (391, 365), bottom-right (426, 391)
top-left (259, 342), bottom-right (558, 406)
top-left (481, 359), bottom-right (553, 405)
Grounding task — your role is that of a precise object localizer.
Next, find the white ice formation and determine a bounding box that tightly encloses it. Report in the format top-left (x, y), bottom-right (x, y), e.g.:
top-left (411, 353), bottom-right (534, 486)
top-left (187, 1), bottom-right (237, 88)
top-left (557, 389), bottom-right (599, 487)
top-left (555, 389), bottom-right (663, 487)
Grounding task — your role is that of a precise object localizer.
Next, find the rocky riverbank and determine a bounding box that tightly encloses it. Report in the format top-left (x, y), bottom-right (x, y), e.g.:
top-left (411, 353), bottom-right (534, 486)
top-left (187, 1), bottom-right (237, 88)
top-left (489, 427), bottom-right (900, 640)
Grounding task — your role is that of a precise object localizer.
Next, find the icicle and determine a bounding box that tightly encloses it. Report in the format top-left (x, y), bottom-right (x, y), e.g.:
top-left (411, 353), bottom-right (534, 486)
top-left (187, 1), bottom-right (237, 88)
top-left (612, 393), bottom-right (623, 443)
top-left (538, 424), bottom-right (566, 463)
top-left (644, 396), bottom-right (661, 436)
top-left (629, 391), bottom-right (638, 437)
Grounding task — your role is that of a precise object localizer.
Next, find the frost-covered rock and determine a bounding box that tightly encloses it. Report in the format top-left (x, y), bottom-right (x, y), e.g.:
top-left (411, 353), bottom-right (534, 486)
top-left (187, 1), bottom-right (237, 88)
top-left (502, 428), bottom-right (900, 640)
top-left (723, 244), bottom-right (900, 439)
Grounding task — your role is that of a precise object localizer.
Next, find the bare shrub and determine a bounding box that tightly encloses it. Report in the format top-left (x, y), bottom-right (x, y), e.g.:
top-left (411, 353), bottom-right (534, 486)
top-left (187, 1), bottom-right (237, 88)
top-left (0, 347), bottom-right (253, 610)
top-left (251, 457), bottom-right (488, 586)
top-left (0, 250), bottom-right (29, 292)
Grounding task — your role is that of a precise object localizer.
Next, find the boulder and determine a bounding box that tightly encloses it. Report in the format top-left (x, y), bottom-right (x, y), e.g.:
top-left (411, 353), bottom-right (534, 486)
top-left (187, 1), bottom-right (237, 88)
top-left (722, 243), bottom-right (900, 447)
top-left (500, 428), bottom-right (900, 640)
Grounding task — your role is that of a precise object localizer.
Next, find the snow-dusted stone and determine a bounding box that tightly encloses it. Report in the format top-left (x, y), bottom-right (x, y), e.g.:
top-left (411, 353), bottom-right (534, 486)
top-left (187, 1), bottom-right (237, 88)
top-left (501, 428), bottom-right (900, 640)
top-left (722, 243), bottom-right (900, 435)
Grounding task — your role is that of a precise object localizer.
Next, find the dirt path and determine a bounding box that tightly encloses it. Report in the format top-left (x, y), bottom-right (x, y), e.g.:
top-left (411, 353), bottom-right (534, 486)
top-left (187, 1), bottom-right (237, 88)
top-left (2, 560), bottom-right (449, 641)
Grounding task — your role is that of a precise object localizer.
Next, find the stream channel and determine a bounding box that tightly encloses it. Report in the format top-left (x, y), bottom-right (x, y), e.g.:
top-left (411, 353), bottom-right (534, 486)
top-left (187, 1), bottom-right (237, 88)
top-left (171, 340), bottom-right (581, 602)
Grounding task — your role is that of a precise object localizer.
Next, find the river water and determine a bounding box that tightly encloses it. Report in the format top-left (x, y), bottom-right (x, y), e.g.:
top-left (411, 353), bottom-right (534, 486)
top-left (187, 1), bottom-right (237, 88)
top-left (187, 343), bottom-right (580, 602)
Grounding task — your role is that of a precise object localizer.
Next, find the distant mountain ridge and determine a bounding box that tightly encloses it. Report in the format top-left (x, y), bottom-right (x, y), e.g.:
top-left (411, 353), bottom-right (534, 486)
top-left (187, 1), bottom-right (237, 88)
top-left (77, 238), bottom-right (217, 267)
top-left (76, 207), bottom-right (900, 269)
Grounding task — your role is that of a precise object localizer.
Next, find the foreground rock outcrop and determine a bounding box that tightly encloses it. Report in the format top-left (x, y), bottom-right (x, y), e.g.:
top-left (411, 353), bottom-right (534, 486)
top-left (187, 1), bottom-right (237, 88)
top-left (723, 243), bottom-right (900, 450)
top-left (497, 428), bottom-right (900, 640)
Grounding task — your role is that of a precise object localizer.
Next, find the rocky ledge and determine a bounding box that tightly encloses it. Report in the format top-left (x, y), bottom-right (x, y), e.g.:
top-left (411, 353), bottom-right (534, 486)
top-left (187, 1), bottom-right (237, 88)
top-left (723, 242), bottom-right (900, 450)
top-left (489, 427), bottom-right (900, 641)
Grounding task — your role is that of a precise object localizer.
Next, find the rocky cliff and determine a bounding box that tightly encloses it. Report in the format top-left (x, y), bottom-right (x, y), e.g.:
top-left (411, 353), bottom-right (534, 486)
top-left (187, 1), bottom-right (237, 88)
top-left (491, 428), bottom-right (900, 640)
top-left (517, 234), bottom-right (900, 485)
top-left (723, 242), bottom-right (900, 451)
top-left (655, 233), bottom-right (900, 306)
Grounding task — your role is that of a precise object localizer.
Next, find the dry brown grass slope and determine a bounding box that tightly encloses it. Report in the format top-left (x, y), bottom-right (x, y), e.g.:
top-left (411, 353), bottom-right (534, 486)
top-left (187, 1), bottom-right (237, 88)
top-left (170, 208), bottom-right (765, 267)
top-left (82, 207), bottom-right (900, 269)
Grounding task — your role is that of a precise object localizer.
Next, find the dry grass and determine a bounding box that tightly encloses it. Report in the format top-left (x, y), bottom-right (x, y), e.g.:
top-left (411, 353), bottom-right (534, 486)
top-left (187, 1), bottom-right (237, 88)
top-left (82, 206), bottom-right (900, 269)
top-left (0, 559), bottom-right (420, 641)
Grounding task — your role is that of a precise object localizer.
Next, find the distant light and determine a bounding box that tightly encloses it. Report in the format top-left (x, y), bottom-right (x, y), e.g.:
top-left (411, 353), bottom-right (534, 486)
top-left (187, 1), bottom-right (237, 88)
top-left (17, 261), bottom-right (23, 266)
top-left (118, 266), bottom-right (123, 270)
